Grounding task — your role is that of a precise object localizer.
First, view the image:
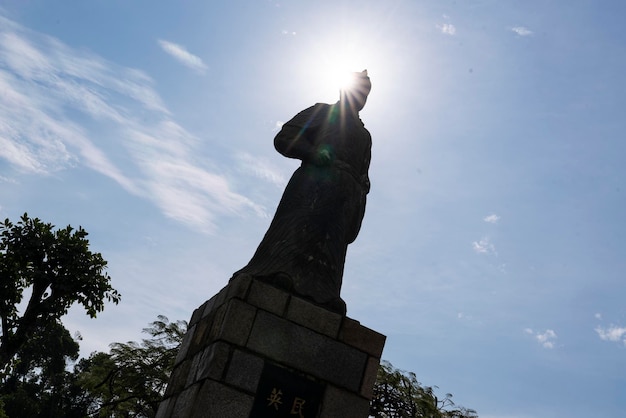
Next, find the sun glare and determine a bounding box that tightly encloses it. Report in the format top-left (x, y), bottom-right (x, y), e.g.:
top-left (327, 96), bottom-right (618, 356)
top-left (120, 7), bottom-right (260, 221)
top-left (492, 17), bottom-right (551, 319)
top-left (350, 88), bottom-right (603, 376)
top-left (294, 30), bottom-right (392, 104)
top-left (322, 60), bottom-right (364, 92)
top-left (310, 54), bottom-right (369, 102)
top-left (329, 68), bottom-right (359, 91)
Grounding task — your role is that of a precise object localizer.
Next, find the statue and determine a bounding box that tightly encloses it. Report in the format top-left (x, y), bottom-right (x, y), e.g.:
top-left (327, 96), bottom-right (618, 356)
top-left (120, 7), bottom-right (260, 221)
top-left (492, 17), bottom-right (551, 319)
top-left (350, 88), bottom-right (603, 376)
top-left (232, 70), bottom-right (372, 315)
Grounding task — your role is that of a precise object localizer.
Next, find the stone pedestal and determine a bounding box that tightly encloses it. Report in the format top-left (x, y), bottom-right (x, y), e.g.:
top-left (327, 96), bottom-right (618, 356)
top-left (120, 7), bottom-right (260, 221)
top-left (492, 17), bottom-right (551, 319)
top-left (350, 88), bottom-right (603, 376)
top-left (157, 275), bottom-right (386, 418)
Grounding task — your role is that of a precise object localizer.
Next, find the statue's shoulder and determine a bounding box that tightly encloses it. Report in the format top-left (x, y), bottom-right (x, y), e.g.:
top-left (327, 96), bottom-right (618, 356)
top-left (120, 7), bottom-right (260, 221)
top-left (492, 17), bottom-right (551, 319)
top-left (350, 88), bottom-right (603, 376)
top-left (310, 102), bottom-right (332, 114)
top-left (314, 102), bottom-right (332, 108)
top-left (290, 103), bottom-right (332, 125)
top-left (292, 103), bottom-right (327, 118)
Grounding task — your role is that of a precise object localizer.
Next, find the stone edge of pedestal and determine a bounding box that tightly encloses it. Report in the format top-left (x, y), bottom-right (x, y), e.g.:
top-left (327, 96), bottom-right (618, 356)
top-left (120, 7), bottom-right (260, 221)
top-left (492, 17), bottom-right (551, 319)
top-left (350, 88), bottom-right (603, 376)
top-left (157, 275), bottom-right (386, 418)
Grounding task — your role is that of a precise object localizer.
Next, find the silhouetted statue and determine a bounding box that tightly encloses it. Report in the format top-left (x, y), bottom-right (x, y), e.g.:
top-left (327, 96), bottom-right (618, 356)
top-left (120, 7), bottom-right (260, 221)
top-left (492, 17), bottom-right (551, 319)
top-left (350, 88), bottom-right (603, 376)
top-left (233, 70), bottom-right (372, 315)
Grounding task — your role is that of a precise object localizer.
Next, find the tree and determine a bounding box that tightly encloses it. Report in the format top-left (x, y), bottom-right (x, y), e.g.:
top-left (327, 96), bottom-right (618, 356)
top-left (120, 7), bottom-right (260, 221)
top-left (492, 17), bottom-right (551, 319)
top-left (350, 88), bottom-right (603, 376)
top-left (0, 320), bottom-right (90, 417)
top-left (0, 213), bottom-right (121, 374)
top-left (77, 316), bottom-right (187, 417)
top-left (370, 361), bottom-right (478, 418)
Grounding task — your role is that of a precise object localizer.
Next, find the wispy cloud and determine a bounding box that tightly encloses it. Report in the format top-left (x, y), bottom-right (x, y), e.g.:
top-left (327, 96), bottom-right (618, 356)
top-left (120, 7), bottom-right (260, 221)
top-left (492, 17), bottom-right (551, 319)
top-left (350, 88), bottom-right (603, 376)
top-left (0, 175), bottom-right (17, 184)
top-left (596, 325), bottom-right (626, 345)
top-left (484, 214), bottom-right (500, 224)
top-left (0, 15), bottom-right (259, 232)
top-left (525, 328), bottom-right (558, 349)
top-left (157, 39), bottom-right (208, 74)
top-left (437, 23), bottom-right (456, 36)
top-left (236, 153), bottom-right (287, 187)
top-left (472, 237), bottom-right (497, 255)
top-left (511, 26), bottom-right (533, 36)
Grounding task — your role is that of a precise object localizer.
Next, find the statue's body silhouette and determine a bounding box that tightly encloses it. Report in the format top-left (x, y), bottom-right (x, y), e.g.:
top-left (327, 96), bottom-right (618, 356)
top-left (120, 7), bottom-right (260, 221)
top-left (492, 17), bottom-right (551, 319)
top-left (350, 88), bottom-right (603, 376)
top-left (234, 71), bottom-right (372, 314)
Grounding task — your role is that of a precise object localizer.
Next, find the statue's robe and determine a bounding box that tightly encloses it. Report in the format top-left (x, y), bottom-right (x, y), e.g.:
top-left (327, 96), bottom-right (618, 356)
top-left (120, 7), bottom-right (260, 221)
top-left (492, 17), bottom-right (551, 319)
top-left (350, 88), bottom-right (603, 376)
top-left (233, 102), bottom-right (371, 314)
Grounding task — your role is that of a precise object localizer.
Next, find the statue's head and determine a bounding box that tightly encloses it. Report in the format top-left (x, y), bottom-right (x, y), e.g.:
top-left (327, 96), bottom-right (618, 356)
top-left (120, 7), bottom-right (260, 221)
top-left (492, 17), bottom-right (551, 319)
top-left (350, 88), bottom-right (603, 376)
top-left (340, 70), bottom-right (371, 112)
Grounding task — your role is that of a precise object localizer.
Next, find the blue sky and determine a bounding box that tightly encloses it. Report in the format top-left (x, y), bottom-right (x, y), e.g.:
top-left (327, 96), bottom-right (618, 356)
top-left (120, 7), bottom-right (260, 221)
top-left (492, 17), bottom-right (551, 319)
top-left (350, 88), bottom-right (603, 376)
top-left (1, 0), bottom-right (625, 416)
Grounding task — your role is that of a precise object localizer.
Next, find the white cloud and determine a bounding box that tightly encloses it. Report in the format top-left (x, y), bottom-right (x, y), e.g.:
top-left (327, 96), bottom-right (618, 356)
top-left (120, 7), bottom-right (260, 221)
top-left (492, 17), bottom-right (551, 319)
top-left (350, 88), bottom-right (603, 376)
top-left (438, 23), bottom-right (456, 35)
top-left (0, 15), bottom-right (260, 232)
top-left (236, 153), bottom-right (287, 187)
top-left (596, 325), bottom-right (626, 345)
top-left (536, 330), bottom-right (557, 348)
top-left (525, 328), bottom-right (558, 349)
top-left (595, 313), bottom-right (602, 320)
top-left (472, 237), bottom-right (496, 255)
top-left (0, 175), bottom-right (17, 184)
top-left (457, 312), bottom-right (474, 321)
top-left (157, 39), bottom-right (208, 74)
top-left (511, 26), bottom-right (533, 36)
top-left (484, 213), bottom-right (500, 224)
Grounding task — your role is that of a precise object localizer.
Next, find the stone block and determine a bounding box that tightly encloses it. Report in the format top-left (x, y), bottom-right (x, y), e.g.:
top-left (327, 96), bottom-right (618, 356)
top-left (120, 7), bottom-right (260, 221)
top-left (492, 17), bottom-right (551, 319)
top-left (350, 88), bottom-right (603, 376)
top-left (225, 349), bottom-right (264, 393)
top-left (226, 274), bottom-right (252, 300)
top-left (175, 323), bottom-right (196, 366)
top-left (339, 318), bottom-right (386, 357)
top-left (189, 316), bottom-right (210, 357)
top-left (213, 299), bottom-right (257, 346)
top-left (155, 397), bottom-right (173, 418)
top-left (171, 383), bottom-right (200, 418)
top-left (286, 296), bottom-right (342, 338)
top-left (165, 359), bottom-right (191, 397)
top-left (247, 311), bottom-right (367, 392)
top-left (189, 302), bottom-right (233, 355)
top-left (205, 285), bottom-right (229, 317)
top-left (190, 379), bottom-right (255, 417)
top-left (200, 293), bottom-right (220, 319)
top-left (360, 356), bottom-right (380, 400)
top-left (251, 362), bottom-right (325, 417)
top-left (189, 342), bottom-right (230, 385)
top-left (204, 304), bottom-right (227, 344)
top-left (189, 304), bottom-right (204, 328)
top-left (246, 279), bottom-right (290, 316)
top-left (320, 385), bottom-right (371, 418)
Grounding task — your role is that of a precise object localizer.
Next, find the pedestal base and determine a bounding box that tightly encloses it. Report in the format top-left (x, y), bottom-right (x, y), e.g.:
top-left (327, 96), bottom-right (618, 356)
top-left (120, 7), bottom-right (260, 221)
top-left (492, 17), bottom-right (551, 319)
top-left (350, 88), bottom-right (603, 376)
top-left (157, 275), bottom-right (385, 418)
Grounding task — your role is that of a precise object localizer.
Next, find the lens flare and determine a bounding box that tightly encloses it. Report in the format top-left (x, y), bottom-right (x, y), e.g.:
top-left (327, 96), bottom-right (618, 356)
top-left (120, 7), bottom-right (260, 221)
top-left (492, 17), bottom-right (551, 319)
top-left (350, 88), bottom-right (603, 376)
top-left (335, 71), bottom-right (358, 91)
top-left (318, 52), bottom-right (367, 94)
top-left (292, 29), bottom-right (388, 103)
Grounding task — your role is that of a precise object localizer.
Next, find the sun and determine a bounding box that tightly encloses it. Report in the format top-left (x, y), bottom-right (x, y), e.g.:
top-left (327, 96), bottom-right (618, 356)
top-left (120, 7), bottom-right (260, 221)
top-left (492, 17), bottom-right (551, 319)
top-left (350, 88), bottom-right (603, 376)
top-left (320, 55), bottom-right (367, 92)
top-left (302, 52), bottom-right (368, 103)
top-left (292, 29), bottom-right (388, 104)
top-left (326, 66), bottom-right (361, 91)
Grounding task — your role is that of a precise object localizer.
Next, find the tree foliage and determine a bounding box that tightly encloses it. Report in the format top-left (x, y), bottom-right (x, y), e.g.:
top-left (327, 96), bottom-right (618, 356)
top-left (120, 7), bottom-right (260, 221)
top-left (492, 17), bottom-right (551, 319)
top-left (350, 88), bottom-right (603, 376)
top-left (77, 316), bottom-right (187, 417)
top-left (0, 213), bottom-right (120, 373)
top-left (0, 320), bottom-right (90, 417)
top-left (0, 316), bottom-right (184, 418)
top-left (370, 361), bottom-right (478, 418)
